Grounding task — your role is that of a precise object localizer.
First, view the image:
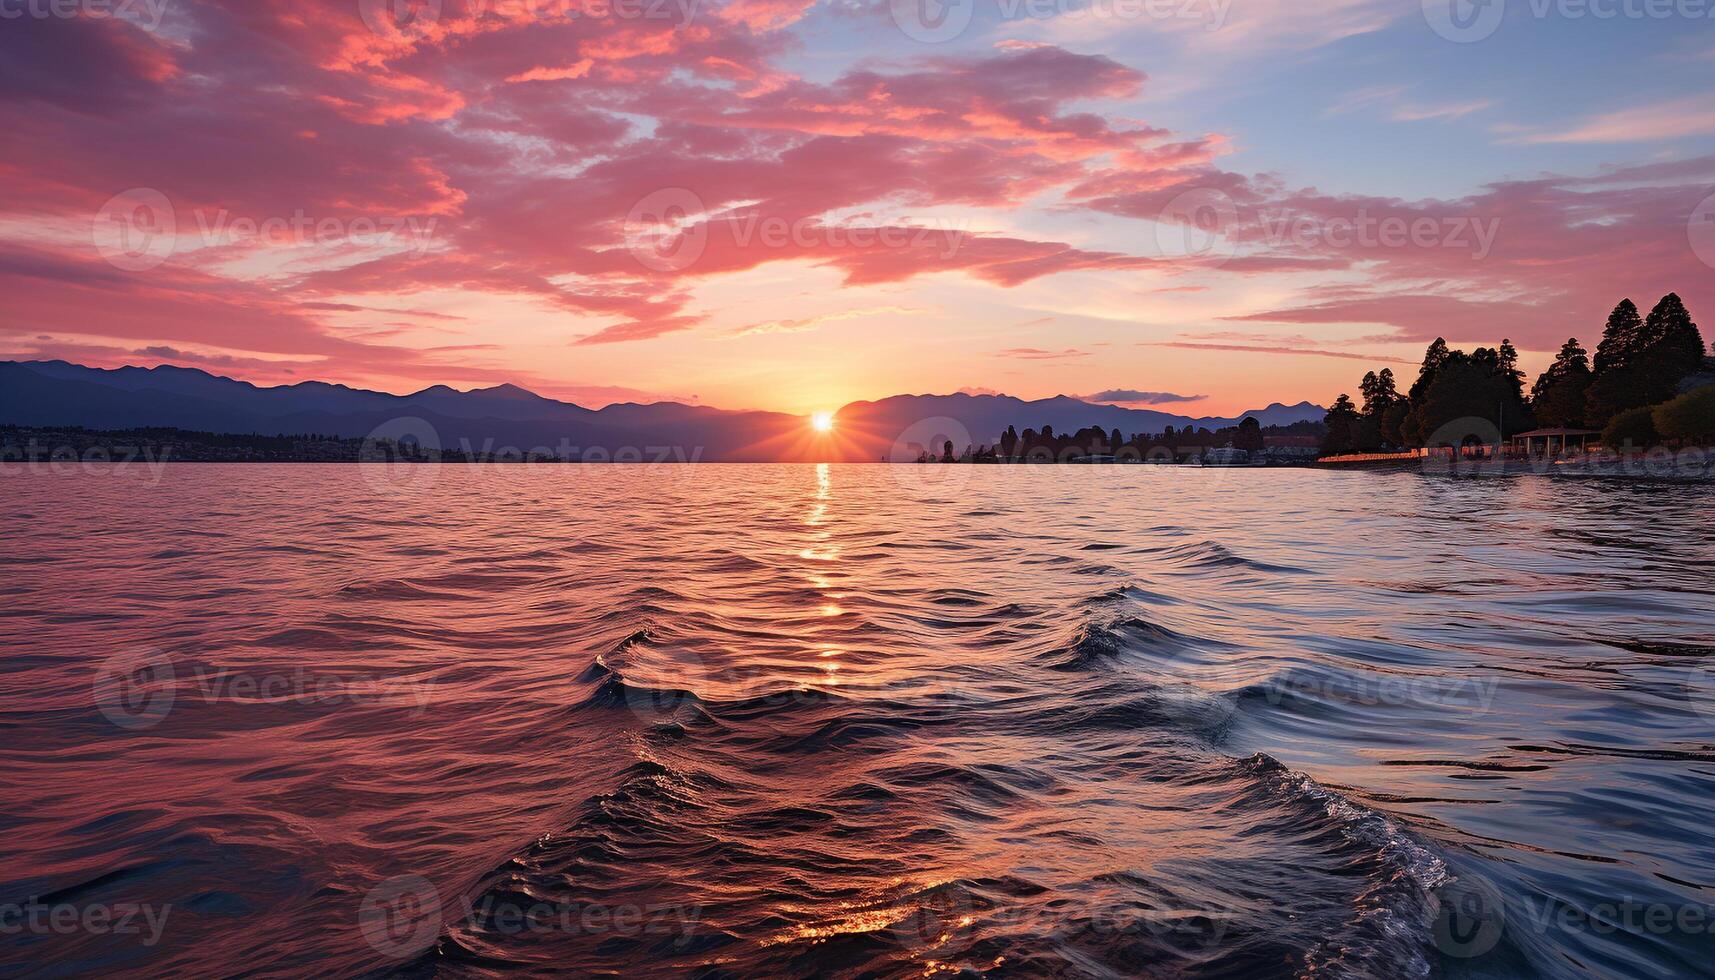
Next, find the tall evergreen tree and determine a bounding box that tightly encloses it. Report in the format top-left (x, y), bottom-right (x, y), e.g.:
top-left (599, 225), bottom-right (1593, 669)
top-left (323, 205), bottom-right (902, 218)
top-left (1638, 293), bottom-right (1706, 390)
top-left (1408, 339), bottom-right (1452, 405)
top-left (1498, 339), bottom-right (1525, 401)
top-left (1530, 338), bottom-right (1592, 429)
top-left (1361, 368), bottom-right (1400, 418)
top-left (1588, 294), bottom-right (1706, 425)
top-left (1359, 371), bottom-right (1381, 415)
top-left (1592, 299), bottom-right (1643, 375)
top-left (1322, 395), bottom-right (1362, 455)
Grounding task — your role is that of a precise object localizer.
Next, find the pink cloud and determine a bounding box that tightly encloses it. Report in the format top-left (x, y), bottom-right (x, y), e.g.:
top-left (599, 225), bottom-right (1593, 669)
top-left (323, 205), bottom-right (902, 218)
top-left (1505, 97), bottom-right (1715, 144)
top-left (996, 347), bottom-right (1090, 360)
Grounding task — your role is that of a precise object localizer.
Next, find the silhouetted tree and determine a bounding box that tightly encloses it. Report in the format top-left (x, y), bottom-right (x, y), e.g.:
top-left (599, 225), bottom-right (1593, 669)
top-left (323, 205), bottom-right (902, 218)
top-left (1380, 399), bottom-right (1410, 447)
top-left (1235, 416), bottom-right (1264, 452)
top-left (1401, 339), bottom-right (1453, 444)
top-left (1587, 299), bottom-right (1647, 425)
top-left (1409, 348), bottom-right (1531, 445)
top-left (1359, 371), bottom-right (1380, 413)
top-left (942, 439), bottom-right (954, 463)
top-left (999, 425), bottom-right (1018, 460)
top-left (1498, 339), bottom-right (1525, 402)
top-left (1530, 338), bottom-right (1592, 429)
top-left (1408, 339), bottom-right (1452, 404)
top-left (1322, 395), bottom-right (1361, 455)
top-left (1637, 293), bottom-right (1706, 395)
top-left (1588, 294), bottom-right (1706, 425)
top-left (1359, 367), bottom-right (1403, 436)
top-left (1592, 299), bottom-right (1643, 375)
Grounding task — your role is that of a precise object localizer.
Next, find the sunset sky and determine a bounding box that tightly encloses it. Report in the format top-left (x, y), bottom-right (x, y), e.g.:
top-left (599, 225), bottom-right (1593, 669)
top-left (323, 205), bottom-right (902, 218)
top-left (3, 0), bottom-right (1713, 416)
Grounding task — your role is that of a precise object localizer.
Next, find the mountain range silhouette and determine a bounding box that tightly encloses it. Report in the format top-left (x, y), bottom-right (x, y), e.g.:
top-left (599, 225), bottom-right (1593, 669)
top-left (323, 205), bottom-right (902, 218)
top-left (1, 361), bottom-right (1324, 462)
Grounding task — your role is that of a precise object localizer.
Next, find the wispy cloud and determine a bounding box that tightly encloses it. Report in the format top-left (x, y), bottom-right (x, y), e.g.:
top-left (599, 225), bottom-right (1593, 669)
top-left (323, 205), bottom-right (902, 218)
top-left (733, 306), bottom-right (918, 337)
top-left (1502, 97), bottom-right (1715, 144)
top-left (996, 347), bottom-right (1091, 360)
top-left (1325, 86), bottom-right (1405, 116)
top-left (1328, 86), bottom-right (1491, 122)
top-left (1083, 389), bottom-right (1207, 405)
top-left (1145, 341), bottom-right (1412, 364)
top-left (1392, 99), bottom-right (1492, 122)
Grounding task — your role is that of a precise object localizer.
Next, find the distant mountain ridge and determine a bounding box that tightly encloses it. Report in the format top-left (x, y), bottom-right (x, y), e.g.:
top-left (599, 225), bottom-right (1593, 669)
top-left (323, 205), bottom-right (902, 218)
top-left (0, 361), bottom-right (1324, 462)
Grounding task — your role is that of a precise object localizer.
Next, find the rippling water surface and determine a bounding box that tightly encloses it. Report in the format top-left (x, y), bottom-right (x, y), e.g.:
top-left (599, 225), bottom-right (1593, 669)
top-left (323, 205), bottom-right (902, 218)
top-left (3, 464), bottom-right (1714, 978)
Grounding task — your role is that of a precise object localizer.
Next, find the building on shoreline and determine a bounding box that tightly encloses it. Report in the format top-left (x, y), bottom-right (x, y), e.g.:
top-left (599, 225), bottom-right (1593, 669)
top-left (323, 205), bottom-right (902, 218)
top-left (1510, 428), bottom-right (1600, 456)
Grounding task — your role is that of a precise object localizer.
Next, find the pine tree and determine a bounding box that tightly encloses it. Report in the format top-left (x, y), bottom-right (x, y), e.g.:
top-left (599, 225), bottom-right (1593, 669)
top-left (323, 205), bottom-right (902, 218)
top-left (1592, 299), bottom-right (1642, 375)
top-left (1530, 338), bottom-right (1592, 429)
top-left (1588, 294), bottom-right (1706, 425)
top-left (1322, 395), bottom-right (1362, 455)
top-left (1498, 338), bottom-right (1525, 401)
top-left (1640, 293), bottom-right (1706, 388)
top-left (1359, 371), bottom-right (1381, 416)
top-left (1408, 339), bottom-right (1452, 404)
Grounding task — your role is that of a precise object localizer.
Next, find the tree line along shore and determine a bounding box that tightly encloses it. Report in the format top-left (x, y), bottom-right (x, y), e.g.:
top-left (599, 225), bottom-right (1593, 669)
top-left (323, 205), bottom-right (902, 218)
top-left (1319, 292), bottom-right (1713, 457)
top-left (911, 419), bottom-right (1323, 464)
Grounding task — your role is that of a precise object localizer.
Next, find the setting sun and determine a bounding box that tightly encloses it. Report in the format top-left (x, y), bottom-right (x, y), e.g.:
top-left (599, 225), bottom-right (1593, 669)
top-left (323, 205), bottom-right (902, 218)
top-left (811, 412), bottom-right (835, 433)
